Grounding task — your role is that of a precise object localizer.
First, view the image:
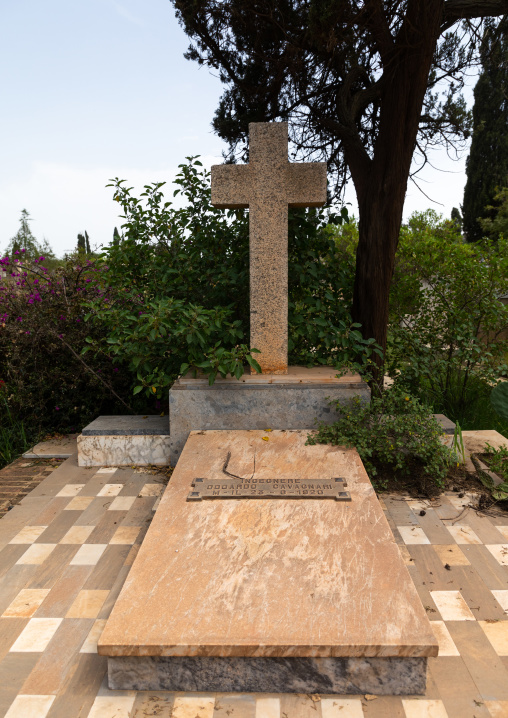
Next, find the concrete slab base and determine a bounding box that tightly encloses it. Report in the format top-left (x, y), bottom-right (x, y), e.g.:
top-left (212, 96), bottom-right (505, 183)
top-left (107, 655), bottom-right (428, 695)
top-left (23, 434), bottom-right (78, 459)
top-left (77, 416), bottom-right (170, 467)
top-left (168, 366), bottom-right (370, 464)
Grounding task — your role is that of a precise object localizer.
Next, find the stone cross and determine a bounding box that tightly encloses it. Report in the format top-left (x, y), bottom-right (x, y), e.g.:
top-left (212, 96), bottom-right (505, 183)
top-left (211, 123), bottom-right (327, 374)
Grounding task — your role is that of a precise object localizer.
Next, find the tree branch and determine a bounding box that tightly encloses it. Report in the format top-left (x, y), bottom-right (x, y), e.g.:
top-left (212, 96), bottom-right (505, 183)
top-left (442, 0), bottom-right (508, 31)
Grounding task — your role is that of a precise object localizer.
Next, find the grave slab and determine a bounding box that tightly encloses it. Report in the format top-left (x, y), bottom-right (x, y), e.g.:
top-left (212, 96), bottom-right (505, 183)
top-left (98, 430), bottom-right (437, 694)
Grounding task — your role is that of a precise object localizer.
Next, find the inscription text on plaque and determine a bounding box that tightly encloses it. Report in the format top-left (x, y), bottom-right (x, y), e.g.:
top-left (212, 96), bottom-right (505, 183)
top-left (187, 477), bottom-right (350, 501)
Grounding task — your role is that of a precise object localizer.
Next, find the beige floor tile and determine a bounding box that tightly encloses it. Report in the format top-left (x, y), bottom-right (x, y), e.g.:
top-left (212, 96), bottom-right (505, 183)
top-left (139, 483), bottom-right (163, 497)
top-left (446, 524), bottom-right (482, 545)
top-left (108, 496), bottom-right (136, 511)
top-left (109, 526), bottom-right (140, 545)
top-left (16, 544), bottom-right (56, 565)
top-left (80, 619), bottom-right (107, 653)
top-left (402, 699), bottom-right (449, 717)
top-left (87, 694), bottom-right (136, 717)
top-left (56, 484), bottom-right (85, 497)
top-left (485, 700), bottom-right (508, 717)
top-left (398, 544), bottom-right (414, 566)
top-left (4, 694), bottom-right (55, 718)
top-left (152, 497), bottom-right (161, 511)
top-left (64, 496), bottom-right (93, 511)
top-left (97, 484), bottom-right (123, 497)
top-left (9, 526), bottom-right (47, 544)
top-left (96, 467), bottom-right (118, 474)
top-left (70, 544), bottom-right (107, 566)
top-left (446, 493), bottom-right (477, 511)
top-left (430, 591), bottom-right (476, 620)
top-left (486, 545), bottom-right (508, 566)
top-left (255, 697), bottom-right (280, 718)
top-left (171, 695), bottom-right (215, 718)
top-left (59, 525), bottom-right (95, 545)
top-left (430, 621), bottom-right (460, 656)
top-left (397, 526), bottom-right (430, 544)
top-left (320, 697), bottom-right (364, 717)
top-left (480, 621), bottom-right (508, 656)
top-left (432, 544), bottom-right (470, 566)
top-left (2, 589), bottom-right (50, 618)
top-left (10, 617), bottom-right (62, 652)
top-left (497, 527), bottom-right (508, 541)
top-left (492, 591), bottom-right (508, 612)
top-left (66, 590), bottom-right (109, 618)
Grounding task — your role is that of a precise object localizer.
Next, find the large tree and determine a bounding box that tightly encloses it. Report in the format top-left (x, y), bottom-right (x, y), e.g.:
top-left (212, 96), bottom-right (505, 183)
top-left (463, 17), bottom-right (508, 242)
top-left (171, 0), bottom-right (508, 382)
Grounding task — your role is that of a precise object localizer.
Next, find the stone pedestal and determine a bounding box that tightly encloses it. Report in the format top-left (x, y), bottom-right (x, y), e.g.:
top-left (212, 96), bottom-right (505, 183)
top-left (98, 430), bottom-right (437, 694)
top-left (77, 416), bottom-right (170, 467)
top-left (168, 366), bottom-right (369, 465)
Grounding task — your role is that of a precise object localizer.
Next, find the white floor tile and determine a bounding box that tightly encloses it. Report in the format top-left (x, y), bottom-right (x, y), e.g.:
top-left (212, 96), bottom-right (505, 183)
top-left (97, 484), bottom-right (123, 497)
top-left (430, 590), bottom-right (475, 620)
top-left (60, 525), bottom-right (95, 544)
top-left (397, 526), bottom-right (430, 544)
top-left (485, 700), bottom-right (508, 717)
top-left (80, 619), bottom-right (107, 653)
top-left (255, 697), bottom-right (280, 718)
top-left (4, 694), bottom-right (55, 718)
top-left (152, 497), bottom-right (161, 511)
top-left (139, 483), bottom-right (163, 497)
top-left (96, 467), bottom-right (118, 474)
top-left (321, 697), bottom-right (364, 718)
top-left (402, 699), bottom-right (449, 717)
top-left (2, 589), bottom-right (50, 618)
top-left (486, 544), bottom-right (508, 566)
top-left (10, 617), bottom-right (62, 652)
top-left (494, 525), bottom-right (508, 541)
top-left (492, 590), bottom-right (508, 612)
top-left (87, 695), bottom-right (136, 718)
top-left (445, 524), bottom-right (482, 545)
top-left (16, 544), bottom-right (56, 565)
top-left (70, 543), bottom-right (107, 565)
top-left (430, 620), bottom-right (460, 656)
top-left (9, 526), bottom-right (47, 544)
top-left (56, 483), bottom-right (85, 497)
top-left (446, 493), bottom-right (475, 511)
top-left (108, 496), bottom-right (136, 511)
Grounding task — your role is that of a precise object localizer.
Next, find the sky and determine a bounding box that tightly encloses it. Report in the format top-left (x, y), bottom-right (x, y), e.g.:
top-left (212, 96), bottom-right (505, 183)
top-left (0, 0), bottom-right (477, 257)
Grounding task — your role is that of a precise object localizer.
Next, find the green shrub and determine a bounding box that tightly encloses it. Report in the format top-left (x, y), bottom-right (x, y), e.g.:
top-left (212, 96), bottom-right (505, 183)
top-left (0, 255), bottom-right (152, 437)
top-left (86, 158), bottom-right (379, 398)
top-left (388, 210), bottom-right (508, 416)
top-left (307, 385), bottom-right (451, 489)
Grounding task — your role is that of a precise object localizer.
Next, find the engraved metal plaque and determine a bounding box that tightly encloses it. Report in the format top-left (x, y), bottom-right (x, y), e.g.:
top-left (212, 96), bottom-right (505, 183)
top-left (187, 477), bottom-right (351, 501)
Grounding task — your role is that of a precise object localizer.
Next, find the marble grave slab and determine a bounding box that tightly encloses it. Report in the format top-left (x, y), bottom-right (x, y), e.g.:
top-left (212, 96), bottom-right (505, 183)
top-left (98, 430), bottom-right (437, 693)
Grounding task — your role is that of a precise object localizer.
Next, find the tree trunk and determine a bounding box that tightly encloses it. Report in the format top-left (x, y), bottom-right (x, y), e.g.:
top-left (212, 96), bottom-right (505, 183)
top-left (350, 0), bottom-right (445, 389)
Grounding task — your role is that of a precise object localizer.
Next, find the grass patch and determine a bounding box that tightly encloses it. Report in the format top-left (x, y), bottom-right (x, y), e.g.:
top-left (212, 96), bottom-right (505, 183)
top-left (0, 399), bottom-right (38, 471)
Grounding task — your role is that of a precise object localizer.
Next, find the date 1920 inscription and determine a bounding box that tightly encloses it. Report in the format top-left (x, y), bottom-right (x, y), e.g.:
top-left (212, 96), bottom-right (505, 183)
top-left (187, 477), bottom-right (351, 501)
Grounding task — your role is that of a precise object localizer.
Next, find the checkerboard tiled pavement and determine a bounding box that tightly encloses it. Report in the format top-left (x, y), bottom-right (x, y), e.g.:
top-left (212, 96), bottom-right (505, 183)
top-left (0, 456), bottom-right (508, 717)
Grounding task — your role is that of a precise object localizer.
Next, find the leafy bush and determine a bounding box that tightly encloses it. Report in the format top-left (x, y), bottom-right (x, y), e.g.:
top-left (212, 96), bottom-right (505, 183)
top-left (307, 385), bottom-right (451, 489)
top-left (387, 211), bottom-right (508, 417)
top-left (0, 254), bottom-right (150, 436)
top-left (85, 158), bottom-right (379, 397)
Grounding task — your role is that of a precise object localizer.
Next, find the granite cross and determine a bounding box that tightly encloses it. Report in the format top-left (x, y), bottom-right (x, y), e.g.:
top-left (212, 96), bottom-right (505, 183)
top-left (211, 122), bottom-right (327, 374)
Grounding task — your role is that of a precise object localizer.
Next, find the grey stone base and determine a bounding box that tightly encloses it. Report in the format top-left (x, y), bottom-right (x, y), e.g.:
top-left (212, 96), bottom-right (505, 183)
top-left (107, 656), bottom-right (427, 695)
top-left (169, 375), bottom-right (370, 465)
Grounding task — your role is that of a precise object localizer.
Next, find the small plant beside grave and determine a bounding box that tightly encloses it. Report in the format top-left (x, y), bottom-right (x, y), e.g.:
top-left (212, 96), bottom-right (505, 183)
top-left (307, 385), bottom-right (451, 492)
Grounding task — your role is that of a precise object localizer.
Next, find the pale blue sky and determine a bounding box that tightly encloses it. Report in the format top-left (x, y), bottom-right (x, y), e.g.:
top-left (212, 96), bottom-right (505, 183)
top-left (1, 0), bottom-right (474, 256)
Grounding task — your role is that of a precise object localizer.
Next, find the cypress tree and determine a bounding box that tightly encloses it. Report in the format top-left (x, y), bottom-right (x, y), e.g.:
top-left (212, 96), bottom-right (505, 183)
top-left (463, 18), bottom-right (508, 242)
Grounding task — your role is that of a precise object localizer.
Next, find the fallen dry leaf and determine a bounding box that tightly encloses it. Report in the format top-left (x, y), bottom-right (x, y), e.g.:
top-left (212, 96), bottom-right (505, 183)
top-left (364, 694), bottom-right (378, 701)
